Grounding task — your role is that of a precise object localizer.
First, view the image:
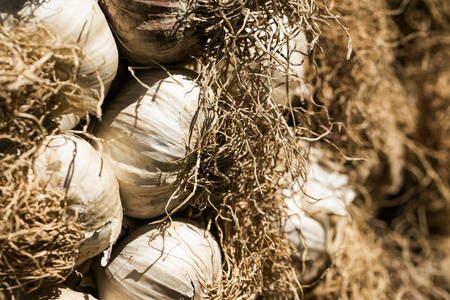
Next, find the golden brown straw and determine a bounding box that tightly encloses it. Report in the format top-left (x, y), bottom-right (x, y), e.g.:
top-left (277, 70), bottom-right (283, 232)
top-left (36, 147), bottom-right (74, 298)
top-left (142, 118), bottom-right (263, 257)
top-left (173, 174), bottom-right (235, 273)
top-left (303, 0), bottom-right (417, 203)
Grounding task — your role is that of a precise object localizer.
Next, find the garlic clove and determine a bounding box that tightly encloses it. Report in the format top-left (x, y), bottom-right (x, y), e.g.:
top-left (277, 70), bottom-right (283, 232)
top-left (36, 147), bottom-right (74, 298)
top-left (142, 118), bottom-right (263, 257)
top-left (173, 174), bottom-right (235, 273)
top-left (33, 134), bottom-right (123, 265)
top-left (95, 219), bottom-right (222, 300)
top-left (293, 182), bottom-right (349, 217)
top-left (284, 205), bottom-right (330, 285)
top-left (241, 17), bottom-right (309, 107)
top-left (282, 145), bottom-right (355, 284)
top-left (54, 113), bottom-right (82, 132)
top-left (94, 68), bottom-right (201, 219)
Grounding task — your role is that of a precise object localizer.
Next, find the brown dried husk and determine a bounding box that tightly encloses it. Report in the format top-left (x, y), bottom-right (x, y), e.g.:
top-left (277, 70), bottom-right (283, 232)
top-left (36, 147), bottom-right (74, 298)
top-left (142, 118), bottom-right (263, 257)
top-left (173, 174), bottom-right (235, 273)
top-left (378, 206), bottom-right (450, 300)
top-left (0, 24), bottom-right (95, 136)
top-left (305, 205), bottom-right (449, 300)
top-left (0, 156), bottom-right (82, 295)
top-left (0, 24), bottom-right (91, 295)
top-left (305, 206), bottom-right (450, 300)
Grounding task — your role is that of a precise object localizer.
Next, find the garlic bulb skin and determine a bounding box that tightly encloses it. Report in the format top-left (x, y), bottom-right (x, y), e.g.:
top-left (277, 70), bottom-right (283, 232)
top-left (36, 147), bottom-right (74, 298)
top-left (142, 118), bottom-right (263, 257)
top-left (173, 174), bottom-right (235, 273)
top-left (281, 146), bottom-right (355, 283)
top-left (248, 18), bottom-right (309, 107)
top-left (56, 113), bottom-right (82, 132)
top-left (284, 209), bottom-right (329, 284)
top-left (94, 68), bottom-right (200, 219)
top-left (98, 0), bottom-right (201, 66)
top-left (285, 210), bottom-right (326, 254)
top-left (271, 30), bottom-right (309, 107)
top-left (95, 219), bottom-right (222, 300)
top-left (20, 285), bottom-right (97, 300)
top-left (286, 147), bottom-right (356, 219)
top-left (33, 134), bottom-right (123, 265)
top-left (1, 0), bottom-right (119, 129)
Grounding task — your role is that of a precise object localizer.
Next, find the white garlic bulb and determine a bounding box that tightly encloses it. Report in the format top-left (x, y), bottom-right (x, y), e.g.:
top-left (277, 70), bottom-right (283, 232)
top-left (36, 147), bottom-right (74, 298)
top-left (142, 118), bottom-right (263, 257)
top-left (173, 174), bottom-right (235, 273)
top-left (285, 210), bottom-right (326, 254)
top-left (0, 0), bottom-right (119, 130)
top-left (95, 219), bottom-right (222, 300)
top-left (271, 29), bottom-right (309, 107)
top-left (284, 209), bottom-right (329, 284)
top-left (98, 0), bottom-right (201, 66)
top-left (282, 145), bottom-right (355, 283)
top-left (94, 68), bottom-right (201, 219)
top-left (20, 285), bottom-right (97, 300)
top-left (245, 17), bottom-right (309, 107)
top-left (33, 134), bottom-right (123, 265)
top-left (286, 147), bottom-right (356, 219)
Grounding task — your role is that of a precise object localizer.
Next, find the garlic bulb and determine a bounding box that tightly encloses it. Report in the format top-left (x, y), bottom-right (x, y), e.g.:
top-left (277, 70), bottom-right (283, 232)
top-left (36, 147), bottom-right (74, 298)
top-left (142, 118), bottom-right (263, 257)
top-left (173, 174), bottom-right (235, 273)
top-left (285, 211), bottom-right (326, 255)
top-left (271, 29), bottom-right (309, 107)
top-left (95, 219), bottom-right (222, 300)
top-left (20, 285), bottom-right (97, 300)
top-left (286, 148), bottom-right (356, 219)
top-left (283, 191), bottom-right (335, 284)
top-left (33, 134), bottom-right (123, 265)
top-left (282, 145), bottom-right (355, 283)
top-left (284, 209), bottom-right (329, 284)
top-left (1, 0), bottom-right (119, 130)
top-left (98, 0), bottom-right (201, 66)
top-left (94, 68), bottom-right (201, 219)
top-left (246, 17), bottom-right (309, 107)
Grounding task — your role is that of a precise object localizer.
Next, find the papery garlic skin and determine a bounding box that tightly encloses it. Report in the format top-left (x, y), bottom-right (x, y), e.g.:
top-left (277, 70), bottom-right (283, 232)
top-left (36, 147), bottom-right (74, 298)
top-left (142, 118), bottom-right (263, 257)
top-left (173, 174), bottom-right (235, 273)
top-left (95, 219), bottom-right (222, 300)
top-left (247, 17), bottom-right (309, 107)
top-left (271, 29), bottom-right (309, 107)
top-left (57, 113), bottom-right (82, 132)
top-left (287, 147), bottom-right (356, 219)
top-left (98, 0), bottom-right (201, 66)
top-left (94, 68), bottom-right (200, 219)
top-left (33, 134), bottom-right (123, 265)
top-left (285, 210), bottom-right (326, 254)
top-left (282, 146), bottom-right (355, 283)
top-left (285, 210), bottom-right (329, 284)
top-left (0, 0), bottom-right (119, 129)
top-left (282, 145), bottom-right (356, 221)
top-left (21, 285), bottom-right (97, 300)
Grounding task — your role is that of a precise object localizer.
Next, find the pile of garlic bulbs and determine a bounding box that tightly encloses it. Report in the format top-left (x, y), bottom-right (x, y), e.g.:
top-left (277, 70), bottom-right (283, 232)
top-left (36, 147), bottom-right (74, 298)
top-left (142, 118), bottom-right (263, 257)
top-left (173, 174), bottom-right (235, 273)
top-left (1, 0), bottom-right (123, 294)
top-left (1, 1), bottom-right (358, 299)
top-left (1, 0), bottom-right (221, 295)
